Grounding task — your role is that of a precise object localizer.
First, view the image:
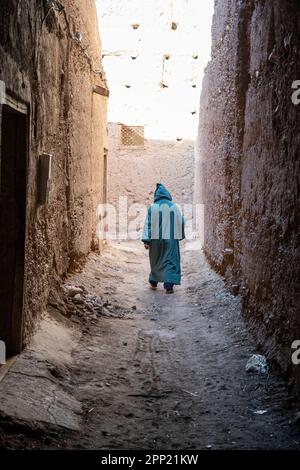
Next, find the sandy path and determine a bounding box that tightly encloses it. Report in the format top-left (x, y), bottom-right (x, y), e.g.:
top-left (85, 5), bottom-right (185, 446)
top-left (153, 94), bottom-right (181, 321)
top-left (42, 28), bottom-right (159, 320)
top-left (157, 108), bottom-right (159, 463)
top-left (57, 241), bottom-right (300, 450)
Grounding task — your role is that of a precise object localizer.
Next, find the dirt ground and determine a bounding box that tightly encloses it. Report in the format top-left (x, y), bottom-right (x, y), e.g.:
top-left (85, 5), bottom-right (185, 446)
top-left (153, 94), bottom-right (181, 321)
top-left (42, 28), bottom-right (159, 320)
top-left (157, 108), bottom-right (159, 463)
top-left (0, 240), bottom-right (300, 450)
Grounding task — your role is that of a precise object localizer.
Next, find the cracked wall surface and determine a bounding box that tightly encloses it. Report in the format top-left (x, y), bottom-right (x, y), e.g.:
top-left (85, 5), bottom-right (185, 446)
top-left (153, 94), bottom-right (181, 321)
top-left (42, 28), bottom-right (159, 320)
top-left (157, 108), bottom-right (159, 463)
top-left (0, 0), bottom-right (108, 346)
top-left (197, 0), bottom-right (300, 396)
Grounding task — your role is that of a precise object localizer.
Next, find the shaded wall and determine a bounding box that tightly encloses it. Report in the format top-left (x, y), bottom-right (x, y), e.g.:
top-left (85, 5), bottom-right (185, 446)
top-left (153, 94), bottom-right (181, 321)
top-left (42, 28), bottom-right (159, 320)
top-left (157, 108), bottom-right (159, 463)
top-left (0, 0), bottom-right (108, 346)
top-left (198, 0), bottom-right (300, 394)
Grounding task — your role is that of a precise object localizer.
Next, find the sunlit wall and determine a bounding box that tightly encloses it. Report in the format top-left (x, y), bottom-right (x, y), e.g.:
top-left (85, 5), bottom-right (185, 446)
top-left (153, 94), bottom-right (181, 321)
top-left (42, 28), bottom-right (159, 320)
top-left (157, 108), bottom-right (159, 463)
top-left (96, 0), bottom-right (214, 141)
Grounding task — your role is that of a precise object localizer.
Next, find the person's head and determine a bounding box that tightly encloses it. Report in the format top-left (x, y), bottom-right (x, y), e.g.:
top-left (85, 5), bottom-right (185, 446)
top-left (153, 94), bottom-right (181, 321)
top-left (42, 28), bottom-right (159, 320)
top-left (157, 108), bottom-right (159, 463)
top-left (154, 183), bottom-right (172, 202)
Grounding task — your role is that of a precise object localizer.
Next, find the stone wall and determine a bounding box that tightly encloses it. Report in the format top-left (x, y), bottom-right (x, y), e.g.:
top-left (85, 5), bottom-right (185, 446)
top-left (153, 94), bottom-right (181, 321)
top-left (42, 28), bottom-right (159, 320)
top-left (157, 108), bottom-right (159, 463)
top-left (198, 0), bottom-right (300, 395)
top-left (107, 122), bottom-right (194, 210)
top-left (0, 0), bottom-right (108, 347)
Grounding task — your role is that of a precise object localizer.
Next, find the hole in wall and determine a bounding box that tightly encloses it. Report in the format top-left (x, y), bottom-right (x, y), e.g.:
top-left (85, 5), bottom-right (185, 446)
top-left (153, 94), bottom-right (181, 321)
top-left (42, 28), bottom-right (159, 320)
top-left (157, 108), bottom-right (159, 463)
top-left (193, 54), bottom-right (198, 59)
top-left (125, 85), bottom-right (131, 88)
top-left (171, 22), bottom-right (178, 30)
top-left (164, 54), bottom-right (170, 60)
top-left (132, 23), bottom-right (140, 30)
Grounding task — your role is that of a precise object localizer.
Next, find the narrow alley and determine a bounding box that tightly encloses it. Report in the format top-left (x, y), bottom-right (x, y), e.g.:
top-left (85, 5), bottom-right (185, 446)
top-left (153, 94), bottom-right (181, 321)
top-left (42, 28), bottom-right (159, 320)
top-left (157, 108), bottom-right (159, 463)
top-left (0, 240), bottom-right (299, 449)
top-left (0, 0), bottom-right (300, 455)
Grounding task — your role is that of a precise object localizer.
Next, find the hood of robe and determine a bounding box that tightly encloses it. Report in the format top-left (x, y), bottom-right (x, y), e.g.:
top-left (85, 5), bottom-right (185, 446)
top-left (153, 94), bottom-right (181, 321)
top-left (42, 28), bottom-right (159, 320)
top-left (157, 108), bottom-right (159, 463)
top-left (154, 183), bottom-right (172, 202)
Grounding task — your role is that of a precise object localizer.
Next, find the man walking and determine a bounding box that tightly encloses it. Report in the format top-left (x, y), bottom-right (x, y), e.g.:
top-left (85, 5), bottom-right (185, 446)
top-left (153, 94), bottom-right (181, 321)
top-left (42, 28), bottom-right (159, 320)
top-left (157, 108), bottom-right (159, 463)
top-left (142, 183), bottom-right (185, 294)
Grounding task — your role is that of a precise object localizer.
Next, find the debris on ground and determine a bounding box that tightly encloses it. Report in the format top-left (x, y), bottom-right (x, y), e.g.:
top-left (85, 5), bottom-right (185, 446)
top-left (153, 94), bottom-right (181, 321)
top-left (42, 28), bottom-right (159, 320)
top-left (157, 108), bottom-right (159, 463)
top-left (48, 281), bottom-right (134, 323)
top-left (253, 410), bottom-right (268, 415)
top-left (64, 285), bottom-right (133, 320)
top-left (246, 354), bottom-right (268, 374)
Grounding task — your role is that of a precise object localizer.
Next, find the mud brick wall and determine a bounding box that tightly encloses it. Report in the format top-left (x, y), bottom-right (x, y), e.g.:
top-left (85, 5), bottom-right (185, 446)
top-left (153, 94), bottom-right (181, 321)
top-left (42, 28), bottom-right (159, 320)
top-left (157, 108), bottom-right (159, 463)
top-left (0, 0), bottom-right (108, 345)
top-left (107, 123), bottom-right (194, 209)
top-left (198, 0), bottom-right (300, 396)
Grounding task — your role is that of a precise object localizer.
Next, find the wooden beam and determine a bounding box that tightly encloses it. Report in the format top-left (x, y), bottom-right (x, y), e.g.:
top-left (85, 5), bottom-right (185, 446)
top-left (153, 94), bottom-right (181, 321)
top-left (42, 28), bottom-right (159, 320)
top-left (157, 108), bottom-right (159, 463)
top-left (93, 85), bottom-right (110, 97)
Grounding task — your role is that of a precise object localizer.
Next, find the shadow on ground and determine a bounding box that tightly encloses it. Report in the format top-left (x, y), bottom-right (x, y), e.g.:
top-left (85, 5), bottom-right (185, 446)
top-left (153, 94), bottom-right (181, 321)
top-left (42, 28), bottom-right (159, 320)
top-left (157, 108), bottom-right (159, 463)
top-left (0, 241), bottom-right (299, 449)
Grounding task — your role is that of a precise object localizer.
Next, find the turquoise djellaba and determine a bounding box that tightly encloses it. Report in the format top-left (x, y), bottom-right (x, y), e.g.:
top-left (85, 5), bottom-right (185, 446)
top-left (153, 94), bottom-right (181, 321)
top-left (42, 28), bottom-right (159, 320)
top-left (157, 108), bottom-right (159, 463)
top-left (142, 183), bottom-right (185, 285)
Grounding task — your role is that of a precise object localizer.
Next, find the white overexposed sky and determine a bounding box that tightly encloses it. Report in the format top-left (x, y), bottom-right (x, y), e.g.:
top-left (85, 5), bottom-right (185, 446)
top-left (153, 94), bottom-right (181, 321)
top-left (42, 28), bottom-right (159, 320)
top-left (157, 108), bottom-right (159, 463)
top-left (96, 0), bottom-right (214, 140)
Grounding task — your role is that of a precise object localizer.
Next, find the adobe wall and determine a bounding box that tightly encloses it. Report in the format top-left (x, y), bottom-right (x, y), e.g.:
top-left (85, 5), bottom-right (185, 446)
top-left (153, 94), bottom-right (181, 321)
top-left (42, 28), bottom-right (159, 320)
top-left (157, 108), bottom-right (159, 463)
top-left (0, 0), bottom-right (108, 345)
top-left (198, 0), bottom-right (300, 395)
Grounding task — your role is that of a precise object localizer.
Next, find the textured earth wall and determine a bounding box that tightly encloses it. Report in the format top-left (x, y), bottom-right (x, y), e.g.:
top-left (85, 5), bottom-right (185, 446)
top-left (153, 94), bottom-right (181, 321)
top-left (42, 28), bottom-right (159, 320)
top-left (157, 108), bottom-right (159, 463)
top-left (198, 0), bottom-right (300, 395)
top-left (0, 0), bottom-right (108, 345)
top-left (107, 123), bottom-right (194, 235)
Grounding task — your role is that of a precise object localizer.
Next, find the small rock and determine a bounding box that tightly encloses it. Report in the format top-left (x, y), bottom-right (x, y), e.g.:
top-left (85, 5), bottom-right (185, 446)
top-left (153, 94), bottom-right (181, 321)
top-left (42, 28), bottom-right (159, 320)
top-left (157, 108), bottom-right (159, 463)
top-left (65, 285), bottom-right (84, 297)
top-left (246, 354), bottom-right (268, 374)
top-left (132, 305), bottom-right (137, 310)
top-left (253, 409), bottom-right (268, 415)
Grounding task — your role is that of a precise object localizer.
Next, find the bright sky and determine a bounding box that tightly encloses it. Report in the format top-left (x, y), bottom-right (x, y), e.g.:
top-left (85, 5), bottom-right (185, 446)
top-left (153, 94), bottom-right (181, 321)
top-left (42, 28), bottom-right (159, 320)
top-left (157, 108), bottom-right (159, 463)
top-left (96, 0), bottom-right (214, 140)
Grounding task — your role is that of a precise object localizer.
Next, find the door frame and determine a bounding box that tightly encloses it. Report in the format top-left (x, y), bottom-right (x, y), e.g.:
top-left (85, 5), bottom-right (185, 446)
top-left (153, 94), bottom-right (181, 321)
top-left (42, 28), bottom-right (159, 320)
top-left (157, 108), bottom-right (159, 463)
top-left (0, 90), bottom-right (29, 355)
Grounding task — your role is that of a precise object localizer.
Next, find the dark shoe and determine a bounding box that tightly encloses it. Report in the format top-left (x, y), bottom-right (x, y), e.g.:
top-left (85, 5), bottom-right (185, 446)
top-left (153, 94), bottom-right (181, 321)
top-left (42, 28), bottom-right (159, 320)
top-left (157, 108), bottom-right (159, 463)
top-left (149, 281), bottom-right (158, 290)
top-left (164, 282), bottom-right (174, 294)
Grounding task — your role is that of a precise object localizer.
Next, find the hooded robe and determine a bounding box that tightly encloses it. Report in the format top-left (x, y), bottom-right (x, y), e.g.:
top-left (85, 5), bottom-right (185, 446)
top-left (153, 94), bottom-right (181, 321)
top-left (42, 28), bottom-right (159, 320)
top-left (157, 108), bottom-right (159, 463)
top-left (142, 183), bottom-right (185, 285)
